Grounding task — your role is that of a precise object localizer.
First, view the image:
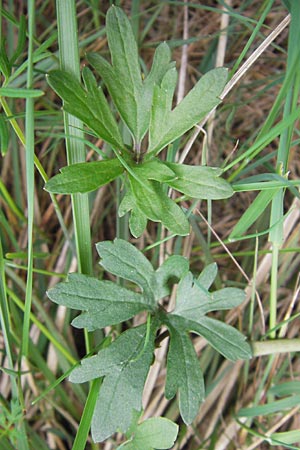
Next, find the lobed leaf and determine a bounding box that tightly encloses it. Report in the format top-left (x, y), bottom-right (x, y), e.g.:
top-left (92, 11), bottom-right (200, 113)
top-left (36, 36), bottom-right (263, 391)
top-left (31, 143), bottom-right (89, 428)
top-left (173, 271), bottom-right (246, 320)
top-left (118, 189), bottom-right (148, 238)
top-left (148, 67), bottom-right (228, 155)
top-left (96, 239), bottom-right (156, 304)
top-left (187, 316), bottom-right (252, 361)
top-left (154, 255), bottom-right (189, 300)
top-left (168, 270), bottom-right (252, 361)
top-left (70, 324), bottom-right (157, 442)
top-left (144, 42), bottom-right (176, 89)
top-left (88, 7), bottom-right (174, 145)
top-left (44, 159), bottom-right (123, 194)
top-left (132, 158), bottom-right (176, 183)
top-left (129, 208), bottom-right (148, 238)
top-left (196, 262), bottom-right (218, 289)
top-left (117, 417), bottom-right (178, 450)
top-left (173, 272), bottom-right (210, 318)
top-left (148, 67), bottom-right (178, 154)
top-left (47, 273), bottom-right (151, 331)
top-left (165, 162), bottom-right (233, 199)
top-left (165, 322), bottom-right (205, 424)
top-left (47, 69), bottom-right (124, 149)
top-left (129, 176), bottom-right (190, 236)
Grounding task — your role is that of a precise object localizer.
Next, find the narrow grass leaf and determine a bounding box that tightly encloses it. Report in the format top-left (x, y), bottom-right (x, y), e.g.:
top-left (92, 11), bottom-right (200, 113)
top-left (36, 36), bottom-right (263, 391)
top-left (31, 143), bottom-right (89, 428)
top-left (0, 114), bottom-right (9, 155)
top-left (0, 238), bottom-right (18, 398)
top-left (22, 0), bottom-right (35, 364)
top-left (229, 189), bottom-right (278, 241)
top-left (72, 378), bottom-right (101, 450)
top-left (9, 14), bottom-right (26, 65)
top-left (237, 395), bottom-right (300, 417)
top-left (270, 430), bottom-right (300, 446)
top-left (0, 44), bottom-right (11, 78)
top-left (0, 87), bottom-right (44, 98)
top-left (268, 381), bottom-right (300, 397)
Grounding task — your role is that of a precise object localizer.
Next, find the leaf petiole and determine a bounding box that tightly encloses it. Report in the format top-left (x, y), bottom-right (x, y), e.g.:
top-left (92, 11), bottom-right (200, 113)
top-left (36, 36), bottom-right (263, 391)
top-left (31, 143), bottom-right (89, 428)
top-left (130, 314), bottom-right (152, 363)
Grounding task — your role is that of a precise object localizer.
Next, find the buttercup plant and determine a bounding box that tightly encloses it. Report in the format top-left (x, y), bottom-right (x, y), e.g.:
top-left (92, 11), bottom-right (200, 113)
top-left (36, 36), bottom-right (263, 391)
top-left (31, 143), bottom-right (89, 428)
top-left (48, 239), bottom-right (251, 443)
top-left (45, 4), bottom-right (252, 447)
top-left (45, 5), bottom-right (233, 238)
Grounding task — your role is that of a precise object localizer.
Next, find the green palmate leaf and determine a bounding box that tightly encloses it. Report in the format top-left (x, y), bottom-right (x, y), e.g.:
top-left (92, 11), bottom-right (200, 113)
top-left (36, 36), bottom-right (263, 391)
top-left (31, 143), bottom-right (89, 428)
top-left (168, 269), bottom-right (252, 361)
top-left (45, 159), bottom-right (124, 194)
top-left (165, 162), bottom-right (233, 199)
top-left (87, 6), bottom-right (174, 146)
top-left (154, 255), bottom-right (189, 300)
top-left (190, 316), bottom-right (252, 360)
top-left (148, 67), bottom-right (178, 154)
top-left (47, 273), bottom-right (152, 331)
top-left (129, 208), bottom-right (148, 238)
top-left (165, 323), bottom-right (204, 425)
top-left (169, 314), bottom-right (251, 361)
top-left (47, 238), bottom-right (252, 442)
top-left (118, 189), bottom-right (148, 238)
top-left (70, 324), bottom-right (157, 442)
top-left (148, 67), bottom-right (228, 156)
top-left (174, 271), bottom-right (245, 320)
top-left (129, 176), bottom-right (190, 236)
top-left (96, 239), bottom-right (156, 303)
top-left (197, 262), bottom-right (218, 289)
top-left (117, 417), bottom-right (178, 450)
top-left (132, 158), bottom-right (176, 183)
top-left (144, 42), bottom-right (176, 90)
top-left (47, 68), bottom-right (124, 149)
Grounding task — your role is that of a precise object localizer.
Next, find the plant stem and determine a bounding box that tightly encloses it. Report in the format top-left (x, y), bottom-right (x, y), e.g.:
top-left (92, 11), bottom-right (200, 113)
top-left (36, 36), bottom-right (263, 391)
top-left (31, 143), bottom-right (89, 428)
top-left (252, 339), bottom-right (300, 356)
top-left (56, 0), bottom-right (93, 276)
top-left (56, 1), bottom-right (95, 446)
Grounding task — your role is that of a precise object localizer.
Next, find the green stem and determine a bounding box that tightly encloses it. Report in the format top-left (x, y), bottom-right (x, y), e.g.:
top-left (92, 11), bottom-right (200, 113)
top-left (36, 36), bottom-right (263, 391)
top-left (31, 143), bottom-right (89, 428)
top-left (56, 0), bottom-right (93, 276)
top-left (269, 244), bottom-right (279, 338)
top-left (56, 1), bottom-right (95, 447)
top-left (21, 0), bottom-right (35, 359)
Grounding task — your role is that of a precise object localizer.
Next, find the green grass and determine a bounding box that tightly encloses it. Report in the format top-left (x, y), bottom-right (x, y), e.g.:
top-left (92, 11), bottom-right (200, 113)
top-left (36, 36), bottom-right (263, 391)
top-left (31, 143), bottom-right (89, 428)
top-left (1, 1), bottom-right (300, 449)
